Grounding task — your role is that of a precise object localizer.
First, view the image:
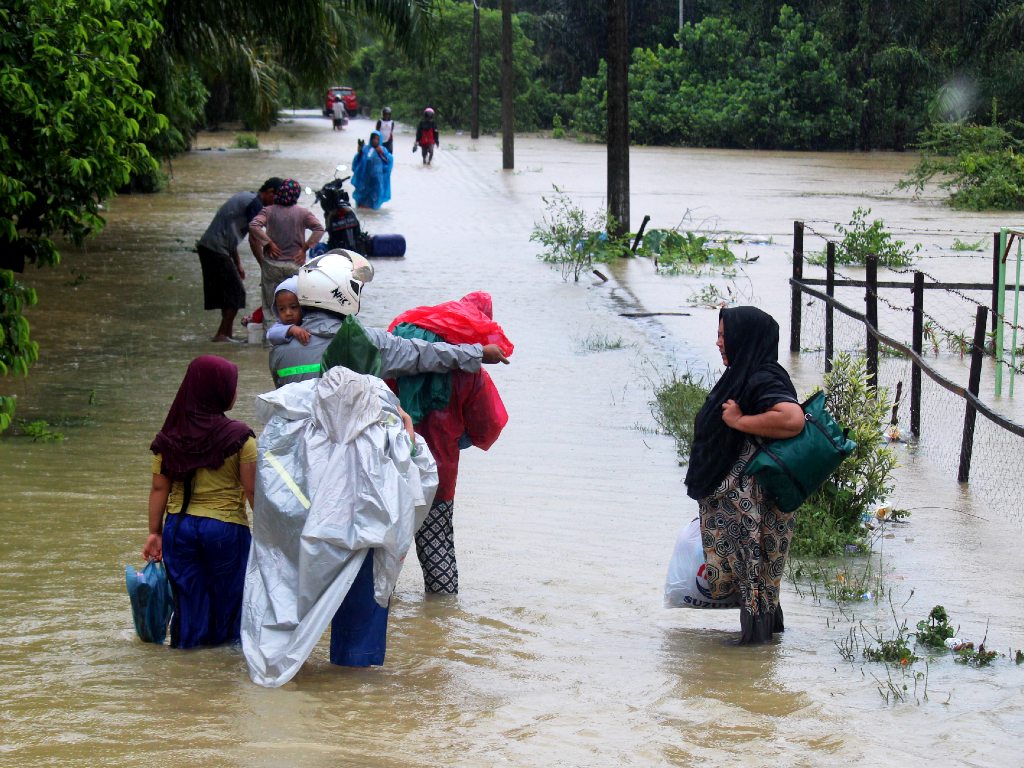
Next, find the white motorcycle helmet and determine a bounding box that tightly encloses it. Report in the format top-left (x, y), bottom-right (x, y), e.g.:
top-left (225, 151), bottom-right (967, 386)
top-left (297, 249), bottom-right (374, 315)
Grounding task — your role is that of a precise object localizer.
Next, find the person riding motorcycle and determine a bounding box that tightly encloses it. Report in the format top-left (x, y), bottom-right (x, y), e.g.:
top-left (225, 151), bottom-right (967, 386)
top-left (268, 249), bottom-right (510, 388)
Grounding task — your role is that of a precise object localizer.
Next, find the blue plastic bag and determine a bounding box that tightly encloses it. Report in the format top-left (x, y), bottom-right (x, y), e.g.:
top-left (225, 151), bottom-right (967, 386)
top-left (125, 560), bottom-right (174, 644)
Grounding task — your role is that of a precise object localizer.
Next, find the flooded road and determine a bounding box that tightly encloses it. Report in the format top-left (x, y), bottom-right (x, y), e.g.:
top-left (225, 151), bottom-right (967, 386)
top-left (1, 114), bottom-right (1022, 767)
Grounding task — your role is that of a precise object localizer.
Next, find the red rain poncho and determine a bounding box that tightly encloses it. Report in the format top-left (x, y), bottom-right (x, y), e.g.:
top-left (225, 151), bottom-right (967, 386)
top-left (387, 292), bottom-right (510, 500)
top-left (387, 292), bottom-right (514, 357)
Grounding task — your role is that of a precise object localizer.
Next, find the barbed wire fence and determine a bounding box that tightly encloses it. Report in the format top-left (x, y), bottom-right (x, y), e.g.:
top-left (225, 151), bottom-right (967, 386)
top-left (792, 221), bottom-right (1024, 528)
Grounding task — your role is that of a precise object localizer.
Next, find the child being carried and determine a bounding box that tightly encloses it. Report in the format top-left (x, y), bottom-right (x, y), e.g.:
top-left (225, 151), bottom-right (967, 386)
top-left (267, 277), bottom-right (311, 346)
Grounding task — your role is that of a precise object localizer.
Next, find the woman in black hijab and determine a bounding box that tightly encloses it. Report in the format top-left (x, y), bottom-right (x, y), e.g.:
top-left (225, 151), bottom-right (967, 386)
top-left (684, 307), bottom-right (805, 644)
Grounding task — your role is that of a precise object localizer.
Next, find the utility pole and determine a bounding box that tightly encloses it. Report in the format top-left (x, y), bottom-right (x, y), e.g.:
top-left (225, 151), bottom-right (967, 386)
top-left (501, 0), bottom-right (514, 169)
top-left (471, 0), bottom-right (480, 139)
top-left (606, 0), bottom-right (629, 235)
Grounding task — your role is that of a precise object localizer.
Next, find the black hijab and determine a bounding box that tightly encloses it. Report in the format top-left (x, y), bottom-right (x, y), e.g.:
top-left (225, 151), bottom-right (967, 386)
top-left (684, 306), bottom-right (797, 500)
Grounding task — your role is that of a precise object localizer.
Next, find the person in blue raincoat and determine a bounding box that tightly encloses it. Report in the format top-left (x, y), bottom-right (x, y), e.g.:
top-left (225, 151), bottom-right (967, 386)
top-left (351, 130), bottom-right (392, 209)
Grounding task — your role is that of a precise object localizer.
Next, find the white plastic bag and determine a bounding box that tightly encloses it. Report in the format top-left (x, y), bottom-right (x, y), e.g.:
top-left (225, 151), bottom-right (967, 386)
top-left (664, 517), bottom-right (739, 609)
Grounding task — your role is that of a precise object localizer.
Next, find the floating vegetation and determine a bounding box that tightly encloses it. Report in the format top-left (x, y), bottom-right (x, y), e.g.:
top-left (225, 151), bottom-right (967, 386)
top-left (915, 605), bottom-right (956, 648)
top-left (687, 283), bottom-right (736, 308)
top-left (15, 419), bottom-right (65, 442)
top-left (638, 229), bottom-right (743, 275)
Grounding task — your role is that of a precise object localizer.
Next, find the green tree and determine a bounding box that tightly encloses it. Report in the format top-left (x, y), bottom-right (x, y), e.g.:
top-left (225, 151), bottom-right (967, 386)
top-left (572, 7), bottom-right (857, 149)
top-left (0, 0), bottom-right (164, 430)
top-left (352, 0), bottom-right (549, 132)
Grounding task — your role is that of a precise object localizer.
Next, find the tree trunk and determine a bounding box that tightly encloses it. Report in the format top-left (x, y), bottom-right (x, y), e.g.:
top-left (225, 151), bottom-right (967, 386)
top-left (501, 0), bottom-right (515, 169)
top-left (606, 0), bottom-right (630, 235)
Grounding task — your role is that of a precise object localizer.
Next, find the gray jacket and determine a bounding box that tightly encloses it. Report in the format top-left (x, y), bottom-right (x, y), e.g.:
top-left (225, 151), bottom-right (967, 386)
top-left (269, 310), bottom-right (483, 388)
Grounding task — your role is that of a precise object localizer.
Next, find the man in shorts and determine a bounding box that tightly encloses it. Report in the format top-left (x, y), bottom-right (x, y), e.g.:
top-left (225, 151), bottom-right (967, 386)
top-left (196, 178), bottom-right (281, 342)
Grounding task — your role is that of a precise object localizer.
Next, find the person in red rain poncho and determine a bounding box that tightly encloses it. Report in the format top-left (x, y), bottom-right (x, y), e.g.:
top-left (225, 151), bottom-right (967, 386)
top-left (387, 292), bottom-right (512, 594)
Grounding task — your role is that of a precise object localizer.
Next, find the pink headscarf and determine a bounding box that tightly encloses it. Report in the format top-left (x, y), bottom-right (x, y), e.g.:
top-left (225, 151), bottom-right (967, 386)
top-left (150, 356), bottom-right (254, 479)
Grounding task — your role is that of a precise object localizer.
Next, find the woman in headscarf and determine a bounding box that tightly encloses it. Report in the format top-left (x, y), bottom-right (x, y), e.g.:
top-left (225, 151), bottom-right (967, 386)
top-left (248, 177), bottom-right (325, 325)
top-left (351, 130), bottom-right (392, 210)
top-left (387, 291), bottom-right (512, 593)
top-left (142, 356), bottom-right (256, 648)
top-left (684, 307), bottom-right (805, 644)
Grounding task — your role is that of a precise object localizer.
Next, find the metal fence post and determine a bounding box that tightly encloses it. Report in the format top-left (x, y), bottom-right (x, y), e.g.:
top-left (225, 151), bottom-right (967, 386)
top-left (958, 306), bottom-right (989, 483)
top-left (825, 241), bottom-right (835, 372)
top-left (911, 272), bottom-right (923, 437)
top-left (791, 221), bottom-right (804, 353)
top-left (865, 254), bottom-right (878, 390)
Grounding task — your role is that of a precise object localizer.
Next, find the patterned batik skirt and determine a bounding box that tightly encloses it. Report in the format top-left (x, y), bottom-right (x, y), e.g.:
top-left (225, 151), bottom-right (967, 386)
top-left (698, 441), bottom-right (795, 644)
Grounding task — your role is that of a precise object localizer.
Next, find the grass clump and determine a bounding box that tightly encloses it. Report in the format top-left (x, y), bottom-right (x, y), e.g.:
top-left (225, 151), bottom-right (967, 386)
top-left (574, 332), bottom-right (629, 353)
top-left (651, 371), bottom-right (709, 461)
top-left (233, 133), bottom-right (260, 149)
top-left (791, 558), bottom-right (881, 604)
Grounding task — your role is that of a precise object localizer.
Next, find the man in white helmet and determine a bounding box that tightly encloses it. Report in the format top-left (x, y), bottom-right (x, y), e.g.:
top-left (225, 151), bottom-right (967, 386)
top-left (268, 249), bottom-right (509, 388)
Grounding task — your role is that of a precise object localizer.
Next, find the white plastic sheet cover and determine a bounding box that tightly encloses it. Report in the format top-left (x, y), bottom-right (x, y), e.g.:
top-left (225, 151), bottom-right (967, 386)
top-left (241, 366), bottom-right (438, 687)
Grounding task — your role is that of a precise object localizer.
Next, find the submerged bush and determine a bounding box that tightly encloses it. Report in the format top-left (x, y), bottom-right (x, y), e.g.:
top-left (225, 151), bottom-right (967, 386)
top-left (812, 207), bottom-right (920, 267)
top-left (900, 121), bottom-right (1024, 210)
top-left (530, 188), bottom-right (632, 282)
top-left (233, 133), bottom-right (260, 149)
top-left (791, 353), bottom-right (897, 557)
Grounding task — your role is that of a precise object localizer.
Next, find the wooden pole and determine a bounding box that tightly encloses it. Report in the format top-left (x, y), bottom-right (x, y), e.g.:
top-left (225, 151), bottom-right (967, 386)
top-left (501, 0), bottom-right (514, 169)
top-left (791, 221), bottom-right (804, 353)
top-left (958, 306), bottom-right (988, 482)
top-left (865, 254), bottom-right (878, 390)
top-left (911, 272), bottom-right (923, 437)
top-left (825, 240), bottom-right (835, 372)
top-left (606, 0), bottom-right (630, 236)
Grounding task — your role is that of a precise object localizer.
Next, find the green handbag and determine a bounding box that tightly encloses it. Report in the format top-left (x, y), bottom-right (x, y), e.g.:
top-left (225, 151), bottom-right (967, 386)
top-left (743, 390), bottom-right (856, 513)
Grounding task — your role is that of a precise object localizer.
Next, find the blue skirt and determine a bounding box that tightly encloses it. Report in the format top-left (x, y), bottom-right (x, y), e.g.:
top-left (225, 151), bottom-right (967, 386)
top-left (330, 550), bottom-right (390, 666)
top-left (162, 513), bottom-right (251, 649)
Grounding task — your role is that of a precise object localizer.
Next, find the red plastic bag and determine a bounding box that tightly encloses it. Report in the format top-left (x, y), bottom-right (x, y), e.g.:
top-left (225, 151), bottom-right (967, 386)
top-left (387, 292), bottom-right (513, 356)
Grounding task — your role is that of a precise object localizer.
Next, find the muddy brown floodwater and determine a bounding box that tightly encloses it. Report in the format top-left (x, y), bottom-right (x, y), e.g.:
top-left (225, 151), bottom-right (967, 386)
top-left (1, 113), bottom-right (1022, 767)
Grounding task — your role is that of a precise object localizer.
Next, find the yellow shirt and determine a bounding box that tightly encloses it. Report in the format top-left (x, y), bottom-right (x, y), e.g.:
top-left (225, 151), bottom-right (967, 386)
top-left (152, 437), bottom-right (257, 526)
